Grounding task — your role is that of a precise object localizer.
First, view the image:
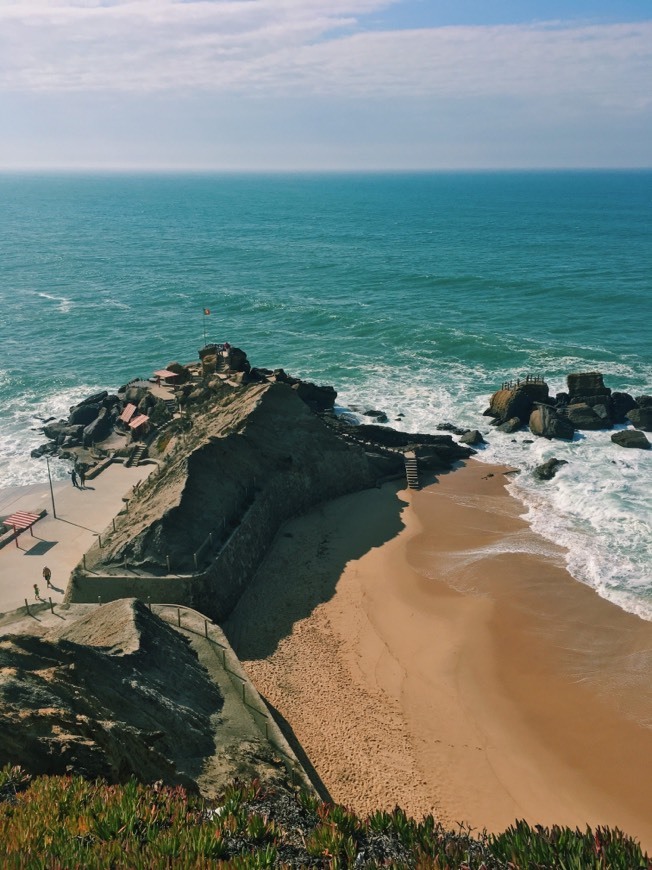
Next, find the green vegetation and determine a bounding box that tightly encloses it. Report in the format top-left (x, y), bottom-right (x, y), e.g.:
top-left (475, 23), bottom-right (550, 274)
top-left (1, 765), bottom-right (649, 868)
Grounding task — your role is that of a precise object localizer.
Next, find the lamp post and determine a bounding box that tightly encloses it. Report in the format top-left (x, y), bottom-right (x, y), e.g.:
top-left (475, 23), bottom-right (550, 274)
top-left (45, 455), bottom-right (57, 519)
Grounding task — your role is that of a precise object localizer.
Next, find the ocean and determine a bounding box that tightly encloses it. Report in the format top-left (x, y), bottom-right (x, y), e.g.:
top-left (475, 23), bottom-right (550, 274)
top-left (0, 171), bottom-right (650, 618)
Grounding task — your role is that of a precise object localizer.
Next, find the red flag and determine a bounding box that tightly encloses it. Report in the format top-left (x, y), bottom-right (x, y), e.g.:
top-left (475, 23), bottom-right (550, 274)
top-left (203, 308), bottom-right (210, 315)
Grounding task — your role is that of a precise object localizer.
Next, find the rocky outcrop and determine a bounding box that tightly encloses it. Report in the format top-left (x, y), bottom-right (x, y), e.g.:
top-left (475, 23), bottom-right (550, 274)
top-left (497, 417), bottom-right (522, 434)
top-left (0, 600), bottom-right (221, 787)
top-left (487, 381), bottom-right (549, 425)
top-left (528, 404), bottom-right (574, 440)
top-left (533, 458), bottom-right (568, 481)
top-left (486, 373), bottom-right (651, 442)
top-left (611, 430), bottom-right (650, 449)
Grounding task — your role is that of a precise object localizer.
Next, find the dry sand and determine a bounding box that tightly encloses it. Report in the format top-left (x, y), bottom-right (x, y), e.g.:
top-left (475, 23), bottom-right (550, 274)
top-left (225, 460), bottom-right (652, 850)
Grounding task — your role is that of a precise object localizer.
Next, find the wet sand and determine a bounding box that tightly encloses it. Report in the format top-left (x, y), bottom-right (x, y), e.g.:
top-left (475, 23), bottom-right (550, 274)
top-left (224, 461), bottom-right (652, 850)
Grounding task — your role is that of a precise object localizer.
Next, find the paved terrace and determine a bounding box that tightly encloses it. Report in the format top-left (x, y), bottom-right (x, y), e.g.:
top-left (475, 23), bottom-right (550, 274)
top-left (0, 463), bottom-right (153, 617)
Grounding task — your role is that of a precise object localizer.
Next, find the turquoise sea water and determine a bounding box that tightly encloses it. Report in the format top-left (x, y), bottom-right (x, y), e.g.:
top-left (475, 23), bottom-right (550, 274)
top-left (0, 172), bottom-right (650, 617)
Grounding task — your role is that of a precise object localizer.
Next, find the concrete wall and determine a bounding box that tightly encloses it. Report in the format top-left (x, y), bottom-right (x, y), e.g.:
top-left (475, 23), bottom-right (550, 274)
top-left (68, 572), bottom-right (191, 606)
top-left (191, 450), bottom-right (374, 621)
top-left (69, 445), bottom-right (374, 622)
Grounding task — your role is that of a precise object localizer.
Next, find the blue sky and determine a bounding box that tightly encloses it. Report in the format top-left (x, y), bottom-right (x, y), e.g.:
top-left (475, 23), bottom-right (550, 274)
top-left (0, 0), bottom-right (650, 170)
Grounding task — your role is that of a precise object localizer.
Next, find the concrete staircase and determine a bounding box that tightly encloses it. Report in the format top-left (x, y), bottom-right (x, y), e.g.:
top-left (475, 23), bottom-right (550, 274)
top-left (404, 451), bottom-right (420, 489)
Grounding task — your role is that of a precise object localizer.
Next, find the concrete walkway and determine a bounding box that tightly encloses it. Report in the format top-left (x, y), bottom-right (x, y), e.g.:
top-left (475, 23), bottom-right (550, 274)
top-left (0, 463), bottom-right (153, 616)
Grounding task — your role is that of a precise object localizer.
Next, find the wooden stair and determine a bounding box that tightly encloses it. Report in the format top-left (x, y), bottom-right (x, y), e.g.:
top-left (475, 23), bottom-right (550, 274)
top-left (404, 451), bottom-right (420, 489)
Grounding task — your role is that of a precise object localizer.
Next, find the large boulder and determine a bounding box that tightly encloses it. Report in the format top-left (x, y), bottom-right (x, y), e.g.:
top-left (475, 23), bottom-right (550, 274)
top-left (625, 407), bottom-right (652, 432)
top-left (293, 381), bottom-right (337, 411)
top-left (225, 347), bottom-right (250, 374)
top-left (72, 390), bottom-right (109, 409)
top-left (459, 429), bottom-right (485, 446)
top-left (611, 430), bottom-right (650, 450)
top-left (533, 458), bottom-right (568, 481)
top-left (125, 385), bottom-right (149, 404)
top-left (567, 372), bottom-right (611, 401)
top-left (69, 403), bottom-right (101, 426)
top-left (529, 404), bottom-right (575, 440)
top-left (42, 420), bottom-right (67, 441)
top-left (635, 395), bottom-right (652, 408)
top-left (82, 407), bottom-right (113, 446)
top-left (611, 392), bottom-right (637, 423)
top-left (497, 417), bottom-right (522, 434)
top-left (566, 402), bottom-right (609, 430)
top-left (488, 381), bottom-right (549, 424)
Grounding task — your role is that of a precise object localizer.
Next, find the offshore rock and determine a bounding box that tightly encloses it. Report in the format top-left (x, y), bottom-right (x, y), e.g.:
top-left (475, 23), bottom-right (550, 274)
top-left (529, 404), bottom-right (575, 441)
top-left (497, 417), bottom-right (522, 434)
top-left (611, 430), bottom-right (650, 450)
top-left (459, 429), bottom-right (485, 446)
top-left (611, 392), bottom-right (637, 423)
top-left (635, 395), bottom-right (652, 408)
top-left (566, 402), bottom-right (609, 430)
top-left (567, 372), bottom-right (611, 401)
top-left (626, 407), bottom-right (652, 432)
top-left (488, 381), bottom-right (549, 424)
top-left (533, 458), bottom-right (569, 481)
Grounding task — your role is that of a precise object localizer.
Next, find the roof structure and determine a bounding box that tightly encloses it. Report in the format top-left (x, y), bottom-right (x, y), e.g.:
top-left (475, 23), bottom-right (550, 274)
top-left (119, 403), bottom-right (137, 424)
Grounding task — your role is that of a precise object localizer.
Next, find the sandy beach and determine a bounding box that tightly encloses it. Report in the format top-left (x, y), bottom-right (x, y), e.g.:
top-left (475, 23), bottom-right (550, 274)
top-left (224, 460), bottom-right (652, 850)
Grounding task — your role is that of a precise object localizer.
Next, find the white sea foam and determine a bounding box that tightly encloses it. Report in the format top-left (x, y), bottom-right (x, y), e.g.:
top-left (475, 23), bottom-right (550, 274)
top-left (36, 291), bottom-right (74, 313)
top-left (0, 383), bottom-right (103, 489)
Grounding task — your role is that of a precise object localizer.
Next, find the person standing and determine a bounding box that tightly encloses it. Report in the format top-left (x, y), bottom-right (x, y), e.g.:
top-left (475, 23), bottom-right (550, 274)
top-left (42, 566), bottom-right (52, 588)
top-left (71, 468), bottom-right (79, 488)
top-left (33, 584), bottom-right (40, 600)
top-left (78, 467), bottom-right (86, 489)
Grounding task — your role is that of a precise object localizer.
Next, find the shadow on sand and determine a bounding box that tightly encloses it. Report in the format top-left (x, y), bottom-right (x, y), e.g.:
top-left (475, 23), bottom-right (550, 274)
top-left (223, 483), bottom-right (410, 662)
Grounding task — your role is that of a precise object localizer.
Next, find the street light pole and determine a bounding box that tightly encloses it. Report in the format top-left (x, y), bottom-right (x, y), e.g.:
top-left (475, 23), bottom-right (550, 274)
top-left (45, 455), bottom-right (57, 519)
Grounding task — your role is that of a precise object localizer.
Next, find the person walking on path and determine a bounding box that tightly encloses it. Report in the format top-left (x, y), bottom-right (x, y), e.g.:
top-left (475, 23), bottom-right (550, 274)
top-left (71, 468), bottom-right (79, 488)
top-left (33, 584), bottom-right (40, 600)
top-left (78, 467), bottom-right (86, 489)
top-left (42, 566), bottom-right (52, 588)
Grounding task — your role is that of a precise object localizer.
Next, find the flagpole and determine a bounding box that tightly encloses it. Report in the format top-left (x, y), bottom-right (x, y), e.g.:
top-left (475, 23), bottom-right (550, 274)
top-left (203, 308), bottom-right (207, 347)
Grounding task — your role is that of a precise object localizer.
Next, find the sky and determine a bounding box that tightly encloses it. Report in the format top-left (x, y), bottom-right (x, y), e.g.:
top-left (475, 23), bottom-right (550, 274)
top-left (0, 0), bottom-right (651, 170)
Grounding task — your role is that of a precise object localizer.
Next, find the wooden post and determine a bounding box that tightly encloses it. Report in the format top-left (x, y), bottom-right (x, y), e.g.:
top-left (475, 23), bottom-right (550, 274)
top-left (166, 555), bottom-right (171, 573)
top-left (98, 596), bottom-right (102, 606)
top-left (49, 597), bottom-right (54, 613)
top-left (204, 620), bottom-right (208, 638)
top-left (82, 554), bottom-right (87, 570)
top-left (98, 534), bottom-right (102, 548)
top-left (112, 518), bottom-right (116, 532)
top-left (24, 598), bottom-right (30, 614)
top-left (177, 608), bottom-right (181, 627)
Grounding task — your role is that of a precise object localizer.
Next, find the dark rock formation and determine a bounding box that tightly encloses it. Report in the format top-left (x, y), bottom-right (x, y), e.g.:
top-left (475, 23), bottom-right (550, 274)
top-left (437, 423), bottom-right (468, 436)
top-left (611, 392), bottom-right (638, 423)
top-left (166, 361), bottom-right (192, 384)
top-left (69, 403), bottom-right (101, 426)
top-left (529, 405), bottom-right (575, 441)
top-left (626, 408), bottom-right (652, 432)
top-left (497, 417), bottom-right (522, 434)
top-left (611, 430), bottom-right (650, 450)
top-left (364, 409), bottom-right (388, 423)
top-left (533, 458), bottom-right (569, 481)
top-left (226, 347), bottom-right (250, 374)
top-left (293, 381), bottom-right (336, 411)
top-left (488, 381), bottom-right (549, 425)
top-left (567, 372), bottom-right (611, 401)
top-left (459, 429), bottom-right (485, 446)
top-left (73, 390), bottom-right (109, 408)
top-left (635, 395), bottom-right (652, 408)
top-left (566, 402), bottom-right (609, 430)
top-left (82, 407), bottom-right (113, 446)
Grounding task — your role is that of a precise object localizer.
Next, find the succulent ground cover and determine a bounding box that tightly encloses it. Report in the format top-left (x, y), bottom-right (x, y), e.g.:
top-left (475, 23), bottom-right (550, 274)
top-left (1, 765), bottom-right (649, 869)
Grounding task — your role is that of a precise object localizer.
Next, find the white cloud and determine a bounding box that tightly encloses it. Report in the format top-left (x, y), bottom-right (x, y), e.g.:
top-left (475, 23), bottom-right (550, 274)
top-left (0, 0), bottom-right (650, 116)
